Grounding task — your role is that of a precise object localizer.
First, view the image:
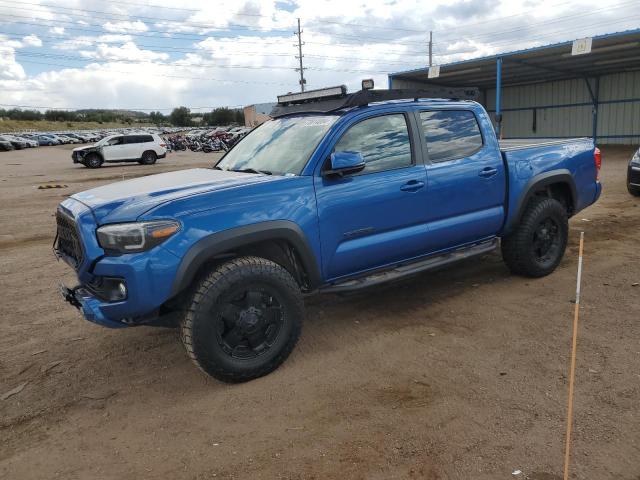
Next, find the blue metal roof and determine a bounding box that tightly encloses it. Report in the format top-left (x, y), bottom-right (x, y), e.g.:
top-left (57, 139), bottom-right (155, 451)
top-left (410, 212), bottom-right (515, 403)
top-left (389, 28), bottom-right (640, 88)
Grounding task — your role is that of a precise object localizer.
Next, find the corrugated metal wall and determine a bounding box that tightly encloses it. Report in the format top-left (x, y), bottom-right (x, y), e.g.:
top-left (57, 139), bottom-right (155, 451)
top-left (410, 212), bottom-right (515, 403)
top-left (597, 71), bottom-right (640, 143)
top-left (391, 71), bottom-right (640, 145)
top-left (484, 71), bottom-right (640, 144)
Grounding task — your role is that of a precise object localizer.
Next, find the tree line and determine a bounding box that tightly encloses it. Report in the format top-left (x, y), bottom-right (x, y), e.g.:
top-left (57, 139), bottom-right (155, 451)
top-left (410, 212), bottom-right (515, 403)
top-left (0, 106), bottom-right (245, 127)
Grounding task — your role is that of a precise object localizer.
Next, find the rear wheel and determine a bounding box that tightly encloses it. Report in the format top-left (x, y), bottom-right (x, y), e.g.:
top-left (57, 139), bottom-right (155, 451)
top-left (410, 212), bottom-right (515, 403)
top-left (139, 150), bottom-right (157, 165)
top-left (180, 256), bottom-right (304, 383)
top-left (84, 153), bottom-right (102, 168)
top-left (501, 197), bottom-right (568, 277)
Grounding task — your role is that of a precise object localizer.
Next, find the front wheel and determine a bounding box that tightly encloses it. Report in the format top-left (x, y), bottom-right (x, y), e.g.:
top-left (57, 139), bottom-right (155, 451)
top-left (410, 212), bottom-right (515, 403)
top-left (180, 256), bottom-right (304, 383)
top-left (84, 153), bottom-right (102, 168)
top-left (501, 197), bottom-right (568, 277)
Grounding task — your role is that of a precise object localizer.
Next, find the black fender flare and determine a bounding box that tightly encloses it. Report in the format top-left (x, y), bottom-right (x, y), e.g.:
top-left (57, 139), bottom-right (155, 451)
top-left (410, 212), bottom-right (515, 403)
top-left (506, 169), bottom-right (577, 233)
top-left (169, 220), bottom-right (322, 296)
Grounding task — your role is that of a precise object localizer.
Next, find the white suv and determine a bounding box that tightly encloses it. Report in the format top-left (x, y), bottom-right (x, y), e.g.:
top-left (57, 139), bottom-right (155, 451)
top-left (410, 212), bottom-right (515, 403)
top-left (72, 133), bottom-right (167, 168)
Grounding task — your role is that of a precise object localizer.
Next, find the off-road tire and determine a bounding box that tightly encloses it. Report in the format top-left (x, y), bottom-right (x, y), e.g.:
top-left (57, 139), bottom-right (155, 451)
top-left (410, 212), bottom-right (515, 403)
top-left (84, 153), bottom-right (103, 168)
top-left (501, 197), bottom-right (568, 277)
top-left (139, 150), bottom-right (157, 165)
top-left (180, 256), bottom-right (304, 383)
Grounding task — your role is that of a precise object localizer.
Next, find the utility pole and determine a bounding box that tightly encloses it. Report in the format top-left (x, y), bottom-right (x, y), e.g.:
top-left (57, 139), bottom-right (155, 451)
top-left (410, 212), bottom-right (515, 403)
top-left (295, 18), bottom-right (306, 92)
top-left (428, 30), bottom-right (433, 67)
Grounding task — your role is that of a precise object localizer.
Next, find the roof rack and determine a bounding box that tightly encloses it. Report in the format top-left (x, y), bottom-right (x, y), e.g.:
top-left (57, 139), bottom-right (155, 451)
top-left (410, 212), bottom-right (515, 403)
top-left (271, 86), bottom-right (479, 117)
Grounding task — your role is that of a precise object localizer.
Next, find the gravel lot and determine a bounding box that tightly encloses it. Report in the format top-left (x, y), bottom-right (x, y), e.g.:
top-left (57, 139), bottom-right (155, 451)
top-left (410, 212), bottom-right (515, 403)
top-left (0, 144), bottom-right (638, 480)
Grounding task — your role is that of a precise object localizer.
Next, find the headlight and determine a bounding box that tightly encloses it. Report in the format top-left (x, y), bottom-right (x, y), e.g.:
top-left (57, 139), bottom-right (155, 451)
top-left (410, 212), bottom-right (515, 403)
top-left (631, 150), bottom-right (640, 166)
top-left (97, 220), bottom-right (180, 253)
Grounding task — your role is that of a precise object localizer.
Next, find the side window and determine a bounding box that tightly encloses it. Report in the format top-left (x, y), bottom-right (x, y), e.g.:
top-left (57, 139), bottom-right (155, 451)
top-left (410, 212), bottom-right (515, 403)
top-left (125, 135), bottom-right (142, 144)
top-left (106, 136), bottom-right (123, 146)
top-left (334, 114), bottom-right (412, 174)
top-left (420, 110), bottom-right (483, 162)
top-left (143, 135), bottom-right (154, 143)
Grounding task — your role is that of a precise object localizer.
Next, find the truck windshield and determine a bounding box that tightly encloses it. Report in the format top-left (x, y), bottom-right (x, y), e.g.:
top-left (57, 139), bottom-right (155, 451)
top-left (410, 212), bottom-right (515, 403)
top-left (216, 115), bottom-right (337, 176)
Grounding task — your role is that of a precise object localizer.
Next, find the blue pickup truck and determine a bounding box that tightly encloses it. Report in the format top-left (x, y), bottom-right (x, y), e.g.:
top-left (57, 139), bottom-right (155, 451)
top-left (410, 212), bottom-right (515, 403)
top-left (55, 85), bottom-right (602, 382)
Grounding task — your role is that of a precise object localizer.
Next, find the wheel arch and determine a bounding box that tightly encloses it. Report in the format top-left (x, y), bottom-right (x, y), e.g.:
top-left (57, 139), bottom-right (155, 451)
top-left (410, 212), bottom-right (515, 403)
top-left (506, 169), bottom-right (576, 234)
top-left (169, 220), bottom-right (322, 297)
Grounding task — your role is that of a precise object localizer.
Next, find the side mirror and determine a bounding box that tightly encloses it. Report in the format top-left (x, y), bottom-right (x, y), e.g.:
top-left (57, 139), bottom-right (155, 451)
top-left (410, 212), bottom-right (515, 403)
top-left (324, 151), bottom-right (366, 177)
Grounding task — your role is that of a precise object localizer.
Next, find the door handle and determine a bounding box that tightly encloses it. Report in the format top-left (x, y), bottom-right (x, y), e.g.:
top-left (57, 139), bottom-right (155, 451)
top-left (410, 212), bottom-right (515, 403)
top-left (400, 180), bottom-right (425, 192)
top-left (479, 167), bottom-right (498, 178)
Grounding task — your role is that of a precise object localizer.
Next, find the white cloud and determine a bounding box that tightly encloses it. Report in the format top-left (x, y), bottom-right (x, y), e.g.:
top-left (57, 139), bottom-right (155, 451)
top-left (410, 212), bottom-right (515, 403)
top-left (79, 42), bottom-right (170, 62)
top-left (103, 20), bottom-right (149, 33)
top-left (49, 26), bottom-right (66, 35)
top-left (22, 35), bottom-right (43, 47)
top-left (54, 35), bottom-right (133, 51)
top-left (0, 35), bottom-right (26, 80)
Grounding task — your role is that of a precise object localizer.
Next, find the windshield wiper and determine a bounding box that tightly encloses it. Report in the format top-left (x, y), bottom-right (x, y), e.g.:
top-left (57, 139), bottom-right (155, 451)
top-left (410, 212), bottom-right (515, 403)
top-left (230, 167), bottom-right (272, 175)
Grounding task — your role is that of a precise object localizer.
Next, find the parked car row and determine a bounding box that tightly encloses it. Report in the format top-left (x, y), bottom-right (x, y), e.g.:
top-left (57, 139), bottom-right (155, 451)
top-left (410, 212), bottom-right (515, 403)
top-left (0, 125), bottom-right (246, 153)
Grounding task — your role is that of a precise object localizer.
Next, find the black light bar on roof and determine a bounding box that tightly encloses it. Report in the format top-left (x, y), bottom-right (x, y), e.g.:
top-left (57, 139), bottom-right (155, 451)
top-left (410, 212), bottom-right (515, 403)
top-left (277, 85), bottom-right (347, 105)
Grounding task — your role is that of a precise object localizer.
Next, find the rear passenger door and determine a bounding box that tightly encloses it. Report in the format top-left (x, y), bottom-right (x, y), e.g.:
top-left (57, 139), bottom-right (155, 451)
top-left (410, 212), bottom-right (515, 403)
top-left (314, 112), bottom-right (430, 280)
top-left (124, 135), bottom-right (144, 159)
top-left (418, 109), bottom-right (506, 251)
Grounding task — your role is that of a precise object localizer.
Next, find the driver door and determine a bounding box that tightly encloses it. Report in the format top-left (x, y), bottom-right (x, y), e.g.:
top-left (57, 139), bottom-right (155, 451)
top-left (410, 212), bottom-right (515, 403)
top-left (313, 112), bottom-right (429, 281)
top-left (101, 136), bottom-right (125, 161)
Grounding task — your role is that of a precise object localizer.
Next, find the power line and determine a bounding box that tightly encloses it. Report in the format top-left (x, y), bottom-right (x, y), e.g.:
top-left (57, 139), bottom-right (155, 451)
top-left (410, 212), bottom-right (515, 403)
top-left (0, 31), bottom-right (426, 65)
top-left (0, 0), bottom-right (292, 35)
top-left (13, 51), bottom-right (408, 74)
top-left (435, 16), bottom-right (640, 54)
top-left (434, 0), bottom-right (639, 43)
top-left (12, 59), bottom-right (298, 86)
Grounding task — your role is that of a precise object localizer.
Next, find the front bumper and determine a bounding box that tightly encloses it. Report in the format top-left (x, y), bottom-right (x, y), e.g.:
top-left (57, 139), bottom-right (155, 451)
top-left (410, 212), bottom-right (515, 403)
top-left (56, 198), bottom-right (182, 328)
top-left (60, 284), bottom-right (127, 328)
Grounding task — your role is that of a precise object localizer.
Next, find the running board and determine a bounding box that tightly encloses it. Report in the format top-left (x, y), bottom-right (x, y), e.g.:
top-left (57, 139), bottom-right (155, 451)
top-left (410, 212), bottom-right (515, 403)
top-left (321, 239), bottom-right (498, 294)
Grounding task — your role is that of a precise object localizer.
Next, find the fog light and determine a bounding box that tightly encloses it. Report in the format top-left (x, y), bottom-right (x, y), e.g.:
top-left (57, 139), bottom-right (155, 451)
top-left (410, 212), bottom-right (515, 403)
top-left (88, 276), bottom-right (127, 302)
top-left (117, 282), bottom-right (127, 300)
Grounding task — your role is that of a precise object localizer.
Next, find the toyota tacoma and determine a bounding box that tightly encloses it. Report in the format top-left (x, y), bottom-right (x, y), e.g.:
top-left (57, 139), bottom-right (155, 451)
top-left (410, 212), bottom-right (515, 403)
top-left (55, 85), bottom-right (602, 382)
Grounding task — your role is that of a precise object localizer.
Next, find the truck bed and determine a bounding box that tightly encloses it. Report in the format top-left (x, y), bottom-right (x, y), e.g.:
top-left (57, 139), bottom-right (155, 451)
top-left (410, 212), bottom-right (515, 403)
top-left (499, 137), bottom-right (591, 151)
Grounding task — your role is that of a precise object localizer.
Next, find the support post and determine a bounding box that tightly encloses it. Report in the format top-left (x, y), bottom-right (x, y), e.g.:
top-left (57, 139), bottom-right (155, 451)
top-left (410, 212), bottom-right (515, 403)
top-left (592, 77), bottom-right (599, 143)
top-left (583, 76), bottom-right (599, 142)
top-left (428, 31), bottom-right (433, 67)
top-left (495, 57), bottom-right (503, 139)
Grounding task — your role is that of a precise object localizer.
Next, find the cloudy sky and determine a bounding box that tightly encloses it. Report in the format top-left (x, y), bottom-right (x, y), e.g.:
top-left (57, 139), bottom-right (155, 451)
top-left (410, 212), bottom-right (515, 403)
top-left (0, 0), bottom-right (638, 112)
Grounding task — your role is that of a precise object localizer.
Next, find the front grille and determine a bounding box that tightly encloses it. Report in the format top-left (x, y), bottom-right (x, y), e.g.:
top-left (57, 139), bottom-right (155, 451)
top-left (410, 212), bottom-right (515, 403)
top-left (55, 211), bottom-right (84, 269)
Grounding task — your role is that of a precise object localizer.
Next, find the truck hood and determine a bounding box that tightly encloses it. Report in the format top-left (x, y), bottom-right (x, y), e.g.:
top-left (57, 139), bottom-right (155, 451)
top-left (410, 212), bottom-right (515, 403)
top-left (71, 168), bottom-right (276, 224)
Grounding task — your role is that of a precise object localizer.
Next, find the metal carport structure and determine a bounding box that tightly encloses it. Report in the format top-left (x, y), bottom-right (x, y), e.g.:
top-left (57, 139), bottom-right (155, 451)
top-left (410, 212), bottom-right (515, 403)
top-left (388, 29), bottom-right (640, 144)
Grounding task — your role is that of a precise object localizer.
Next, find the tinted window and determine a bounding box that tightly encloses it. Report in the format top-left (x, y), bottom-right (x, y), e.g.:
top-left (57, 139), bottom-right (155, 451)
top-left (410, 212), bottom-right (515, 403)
top-left (106, 136), bottom-right (123, 146)
top-left (420, 110), bottom-right (483, 162)
top-left (334, 114), bottom-right (412, 174)
top-left (125, 135), bottom-right (152, 144)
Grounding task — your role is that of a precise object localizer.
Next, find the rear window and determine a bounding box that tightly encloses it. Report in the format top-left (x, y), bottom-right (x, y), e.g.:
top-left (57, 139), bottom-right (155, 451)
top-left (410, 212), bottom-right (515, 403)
top-left (420, 110), bottom-right (483, 162)
top-left (125, 135), bottom-right (153, 144)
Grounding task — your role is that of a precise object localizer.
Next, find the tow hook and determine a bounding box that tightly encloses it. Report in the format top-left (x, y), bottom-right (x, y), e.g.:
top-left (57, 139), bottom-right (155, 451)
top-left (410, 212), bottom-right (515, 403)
top-left (59, 283), bottom-right (81, 310)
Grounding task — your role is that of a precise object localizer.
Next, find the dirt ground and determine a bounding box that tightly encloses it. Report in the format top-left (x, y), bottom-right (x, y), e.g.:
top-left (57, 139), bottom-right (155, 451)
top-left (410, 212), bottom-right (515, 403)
top-left (0, 144), bottom-right (638, 480)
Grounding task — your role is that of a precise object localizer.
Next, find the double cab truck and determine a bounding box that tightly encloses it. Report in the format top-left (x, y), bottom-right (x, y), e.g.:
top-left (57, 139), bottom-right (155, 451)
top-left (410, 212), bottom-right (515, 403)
top-left (55, 85), bottom-right (602, 382)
